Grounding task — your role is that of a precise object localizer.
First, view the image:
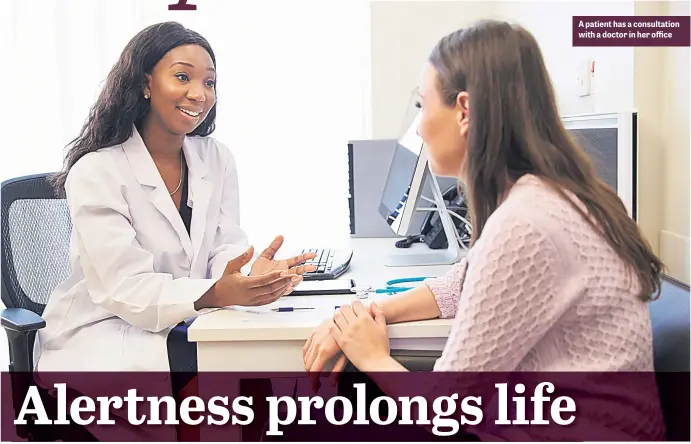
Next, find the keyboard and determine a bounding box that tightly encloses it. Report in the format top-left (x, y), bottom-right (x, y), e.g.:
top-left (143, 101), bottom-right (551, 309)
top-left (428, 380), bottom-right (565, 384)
top-left (301, 248), bottom-right (353, 281)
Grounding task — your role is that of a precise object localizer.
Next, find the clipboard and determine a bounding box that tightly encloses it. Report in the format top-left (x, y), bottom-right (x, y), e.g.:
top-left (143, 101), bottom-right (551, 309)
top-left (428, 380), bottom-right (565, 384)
top-left (289, 278), bottom-right (355, 296)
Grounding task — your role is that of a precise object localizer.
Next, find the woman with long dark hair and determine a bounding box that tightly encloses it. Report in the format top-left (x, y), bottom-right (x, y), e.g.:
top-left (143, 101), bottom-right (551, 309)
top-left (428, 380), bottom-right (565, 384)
top-left (34, 21), bottom-right (314, 417)
top-left (301, 20), bottom-right (666, 441)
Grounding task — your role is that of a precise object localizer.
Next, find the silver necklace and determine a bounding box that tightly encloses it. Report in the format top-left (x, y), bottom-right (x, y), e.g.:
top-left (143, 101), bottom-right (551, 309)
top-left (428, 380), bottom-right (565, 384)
top-left (169, 150), bottom-right (184, 196)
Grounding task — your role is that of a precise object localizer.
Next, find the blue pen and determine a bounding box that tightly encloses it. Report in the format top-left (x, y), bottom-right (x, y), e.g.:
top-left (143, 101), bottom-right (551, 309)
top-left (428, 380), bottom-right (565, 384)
top-left (271, 307), bottom-right (315, 312)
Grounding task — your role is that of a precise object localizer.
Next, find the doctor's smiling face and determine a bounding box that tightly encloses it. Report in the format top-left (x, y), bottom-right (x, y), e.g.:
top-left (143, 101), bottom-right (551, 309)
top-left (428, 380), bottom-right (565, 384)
top-left (52, 22), bottom-right (219, 193)
top-left (144, 44), bottom-right (216, 136)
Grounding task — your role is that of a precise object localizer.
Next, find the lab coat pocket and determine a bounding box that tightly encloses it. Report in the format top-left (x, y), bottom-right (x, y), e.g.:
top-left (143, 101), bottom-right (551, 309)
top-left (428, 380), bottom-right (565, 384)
top-left (120, 324), bottom-right (172, 372)
top-left (105, 326), bottom-right (174, 428)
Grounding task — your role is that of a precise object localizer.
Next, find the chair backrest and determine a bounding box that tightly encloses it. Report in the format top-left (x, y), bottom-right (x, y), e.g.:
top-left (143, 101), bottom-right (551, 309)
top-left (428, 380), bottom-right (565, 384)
top-left (648, 277), bottom-right (690, 441)
top-left (649, 277), bottom-right (690, 371)
top-left (1, 174), bottom-right (72, 316)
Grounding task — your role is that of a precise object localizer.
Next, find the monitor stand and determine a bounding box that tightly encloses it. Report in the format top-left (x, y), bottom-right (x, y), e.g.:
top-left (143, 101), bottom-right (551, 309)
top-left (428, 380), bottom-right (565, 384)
top-left (384, 174), bottom-right (467, 267)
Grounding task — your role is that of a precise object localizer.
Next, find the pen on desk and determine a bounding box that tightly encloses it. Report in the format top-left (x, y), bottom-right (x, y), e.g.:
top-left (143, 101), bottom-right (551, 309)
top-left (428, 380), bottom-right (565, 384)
top-left (270, 307), bottom-right (315, 312)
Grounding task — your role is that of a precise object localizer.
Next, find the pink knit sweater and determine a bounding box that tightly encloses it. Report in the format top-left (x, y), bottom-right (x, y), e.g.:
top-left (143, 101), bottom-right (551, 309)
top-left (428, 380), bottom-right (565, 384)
top-left (423, 174), bottom-right (666, 440)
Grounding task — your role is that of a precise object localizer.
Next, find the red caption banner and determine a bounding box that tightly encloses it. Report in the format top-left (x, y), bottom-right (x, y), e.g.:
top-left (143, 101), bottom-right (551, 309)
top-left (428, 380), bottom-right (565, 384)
top-left (573, 15), bottom-right (690, 46)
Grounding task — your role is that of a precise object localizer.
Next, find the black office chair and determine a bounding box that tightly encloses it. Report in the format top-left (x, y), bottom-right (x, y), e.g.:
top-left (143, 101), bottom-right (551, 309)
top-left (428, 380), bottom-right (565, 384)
top-left (649, 277), bottom-right (690, 441)
top-left (0, 173), bottom-right (96, 441)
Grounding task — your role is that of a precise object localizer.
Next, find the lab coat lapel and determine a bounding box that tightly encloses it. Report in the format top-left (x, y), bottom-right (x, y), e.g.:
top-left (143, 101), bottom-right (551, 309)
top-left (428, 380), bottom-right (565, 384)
top-left (183, 139), bottom-right (212, 273)
top-left (121, 127), bottom-right (194, 260)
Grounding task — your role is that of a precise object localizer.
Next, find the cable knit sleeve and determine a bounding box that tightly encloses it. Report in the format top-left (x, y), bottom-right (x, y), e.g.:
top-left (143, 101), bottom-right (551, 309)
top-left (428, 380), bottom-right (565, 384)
top-left (433, 213), bottom-right (566, 372)
top-left (424, 258), bottom-right (468, 319)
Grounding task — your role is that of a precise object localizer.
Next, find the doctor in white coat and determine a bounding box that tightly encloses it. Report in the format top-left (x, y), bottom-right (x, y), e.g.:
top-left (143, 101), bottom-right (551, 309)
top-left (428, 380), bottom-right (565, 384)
top-left (33, 22), bottom-right (315, 439)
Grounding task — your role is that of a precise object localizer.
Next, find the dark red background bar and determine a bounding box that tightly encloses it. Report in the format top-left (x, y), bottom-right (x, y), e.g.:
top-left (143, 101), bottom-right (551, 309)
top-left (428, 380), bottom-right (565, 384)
top-left (1, 371), bottom-right (688, 441)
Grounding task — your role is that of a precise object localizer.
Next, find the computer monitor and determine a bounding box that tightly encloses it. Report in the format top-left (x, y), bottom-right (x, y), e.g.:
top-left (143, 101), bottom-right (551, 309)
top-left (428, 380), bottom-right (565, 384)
top-left (562, 111), bottom-right (638, 220)
top-left (377, 112), bottom-right (465, 267)
top-left (378, 112), bottom-right (427, 235)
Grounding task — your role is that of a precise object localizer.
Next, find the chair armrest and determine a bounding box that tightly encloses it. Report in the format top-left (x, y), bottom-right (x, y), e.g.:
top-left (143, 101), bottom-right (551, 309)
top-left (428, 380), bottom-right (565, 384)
top-left (1, 308), bottom-right (46, 332)
top-left (1, 308), bottom-right (45, 372)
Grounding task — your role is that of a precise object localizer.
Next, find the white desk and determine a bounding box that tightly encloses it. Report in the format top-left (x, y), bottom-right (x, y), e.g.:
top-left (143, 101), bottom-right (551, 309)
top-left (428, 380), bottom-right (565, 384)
top-left (187, 237), bottom-right (461, 440)
top-left (188, 237), bottom-right (458, 371)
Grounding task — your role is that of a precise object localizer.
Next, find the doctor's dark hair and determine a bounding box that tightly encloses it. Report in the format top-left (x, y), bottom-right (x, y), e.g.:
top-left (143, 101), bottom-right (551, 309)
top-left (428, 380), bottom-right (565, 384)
top-left (51, 21), bottom-right (217, 192)
top-left (428, 20), bottom-right (663, 302)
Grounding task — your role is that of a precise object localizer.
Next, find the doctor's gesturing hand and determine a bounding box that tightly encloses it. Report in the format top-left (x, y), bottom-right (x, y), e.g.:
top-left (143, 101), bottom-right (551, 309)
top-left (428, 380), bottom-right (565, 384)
top-left (249, 235), bottom-right (318, 295)
top-left (195, 246), bottom-right (300, 310)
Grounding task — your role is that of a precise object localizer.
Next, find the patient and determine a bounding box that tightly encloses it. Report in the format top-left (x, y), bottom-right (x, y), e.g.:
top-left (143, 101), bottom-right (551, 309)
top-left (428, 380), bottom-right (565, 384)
top-left (302, 20), bottom-right (666, 441)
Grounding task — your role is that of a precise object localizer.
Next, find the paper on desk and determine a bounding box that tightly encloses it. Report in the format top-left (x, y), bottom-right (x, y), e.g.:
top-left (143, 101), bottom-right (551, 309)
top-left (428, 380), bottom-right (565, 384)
top-left (224, 305), bottom-right (270, 314)
top-left (195, 305), bottom-right (327, 324)
top-left (194, 296), bottom-right (373, 323)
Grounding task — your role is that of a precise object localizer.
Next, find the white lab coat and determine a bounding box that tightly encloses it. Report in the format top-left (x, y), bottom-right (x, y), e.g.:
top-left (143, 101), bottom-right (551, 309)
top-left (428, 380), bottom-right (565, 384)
top-left (32, 126), bottom-right (248, 439)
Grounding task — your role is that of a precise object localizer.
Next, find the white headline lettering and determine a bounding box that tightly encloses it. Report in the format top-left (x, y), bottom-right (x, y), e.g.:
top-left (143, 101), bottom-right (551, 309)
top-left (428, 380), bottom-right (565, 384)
top-left (15, 382), bottom-right (576, 435)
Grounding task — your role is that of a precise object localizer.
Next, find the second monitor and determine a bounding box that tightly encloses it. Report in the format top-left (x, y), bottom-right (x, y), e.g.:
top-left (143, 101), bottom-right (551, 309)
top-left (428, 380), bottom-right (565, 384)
top-left (378, 112), bottom-right (466, 267)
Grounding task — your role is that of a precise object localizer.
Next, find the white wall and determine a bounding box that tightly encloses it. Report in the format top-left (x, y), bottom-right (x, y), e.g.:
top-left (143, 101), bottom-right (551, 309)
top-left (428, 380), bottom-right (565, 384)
top-left (634, 0), bottom-right (690, 285)
top-left (658, 1), bottom-right (690, 284)
top-left (369, 1), bottom-right (494, 138)
top-left (634, 1), bottom-right (666, 272)
top-left (369, 1), bottom-right (635, 138)
top-left (488, 1), bottom-right (635, 116)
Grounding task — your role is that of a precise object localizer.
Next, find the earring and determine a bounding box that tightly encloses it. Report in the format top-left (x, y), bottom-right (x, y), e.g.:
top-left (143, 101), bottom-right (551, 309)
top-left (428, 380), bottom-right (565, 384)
top-left (144, 92), bottom-right (150, 99)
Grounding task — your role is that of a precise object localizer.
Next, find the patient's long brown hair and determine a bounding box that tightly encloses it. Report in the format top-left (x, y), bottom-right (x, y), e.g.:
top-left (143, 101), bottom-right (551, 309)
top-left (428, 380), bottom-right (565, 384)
top-left (428, 20), bottom-right (663, 301)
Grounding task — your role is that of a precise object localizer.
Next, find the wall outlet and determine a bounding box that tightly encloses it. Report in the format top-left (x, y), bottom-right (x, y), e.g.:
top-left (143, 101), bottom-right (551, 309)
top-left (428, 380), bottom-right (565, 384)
top-left (577, 60), bottom-right (591, 97)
